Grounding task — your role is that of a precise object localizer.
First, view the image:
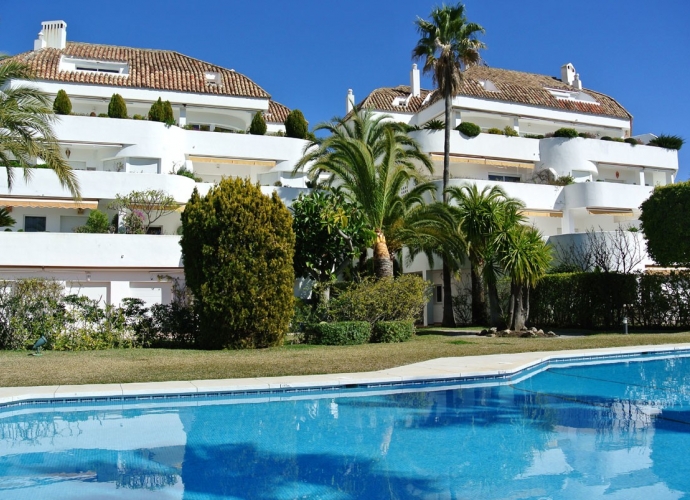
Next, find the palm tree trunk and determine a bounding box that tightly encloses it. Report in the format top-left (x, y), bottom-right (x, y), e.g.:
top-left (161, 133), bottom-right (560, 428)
top-left (508, 281), bottom-right (517, 330)
top-left (470, 263), bottom-right (487, 326)
top-left (440, 91), bottom-right (456, 326)
top-left (511, 285), bottom-right (527, 331)
top-left (488, 280), bottom-right (503, 328)
top-left (441, 263), bottom-right (455, 326)
top-left (374, 231), bottom-right (394, 279)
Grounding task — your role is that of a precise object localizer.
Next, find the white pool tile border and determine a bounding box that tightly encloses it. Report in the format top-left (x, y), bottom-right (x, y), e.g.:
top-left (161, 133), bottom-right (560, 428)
top-left (2, 343), bottom-right (690, 408)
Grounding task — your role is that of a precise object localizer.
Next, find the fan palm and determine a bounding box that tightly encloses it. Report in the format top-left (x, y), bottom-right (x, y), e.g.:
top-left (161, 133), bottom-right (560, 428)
top-left (0, 59), bottom-right (79, 198)
top-left (412, 3), bottom-right (485, 325)
top-left (295, 107), bottom-right (434, 279)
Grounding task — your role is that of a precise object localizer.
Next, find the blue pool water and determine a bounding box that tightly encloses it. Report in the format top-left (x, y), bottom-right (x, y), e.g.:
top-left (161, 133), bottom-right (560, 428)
top-left (2, 353), bottom-right (690, 499)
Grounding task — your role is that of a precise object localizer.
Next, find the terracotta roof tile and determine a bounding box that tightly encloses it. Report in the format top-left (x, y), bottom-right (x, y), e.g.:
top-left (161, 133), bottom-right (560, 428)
top-left (3, 42), bottom-right (270, 99)
top-left (357, 66), bottom-right (631, 121)
top-left (265, 100), bottom-right (290, 123)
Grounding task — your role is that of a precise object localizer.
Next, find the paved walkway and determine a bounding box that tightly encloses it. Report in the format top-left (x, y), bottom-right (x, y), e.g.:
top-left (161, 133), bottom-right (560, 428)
top-left (2, 343), bottom-right (690, 406)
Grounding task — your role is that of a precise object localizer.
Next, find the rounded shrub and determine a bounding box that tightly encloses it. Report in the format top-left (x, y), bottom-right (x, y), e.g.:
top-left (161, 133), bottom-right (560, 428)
top-left (249, 112), bottom-right (267, 135)
top-left (304, 321), bottom-right (371, 346)
top-left (53, 89), bottom-right (72, 115)
top-left (624, 137), bottom-right (640, 146)
top-left (553, 128), bottom-right (579, 138)
top-left (456, 122), bottom-right (480, 137)
top-left (108, 94), bottom-right (128, 118)
top-left (162, 100), bottom-right (175, 124)
top-left (600, 136), bottom-right (612, 141)
top-left (371, 321), bottom-right (415, 343)
top-left (487, 127), bottom-right (504, 135)
top-left (503, 126), bottom-right (519, 137)
top-left (284, 109), bottom-right (308, 139)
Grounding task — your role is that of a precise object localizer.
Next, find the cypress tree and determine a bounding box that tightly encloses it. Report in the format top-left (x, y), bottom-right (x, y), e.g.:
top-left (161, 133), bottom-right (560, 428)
top-left (284, 109), bottom-right (308, 139)
top-left (53, 89), bottom-right (72, 115)
top-left (180, 179), bottom-right (295, 349)
top-left (162, 100), bottom-right (175, 124)
top-left (148, 98), bottom-right (164, 122)
top-left (108, 94), bottom-right (128, 118)
top-left (249, 112), bottom-right (267, 135)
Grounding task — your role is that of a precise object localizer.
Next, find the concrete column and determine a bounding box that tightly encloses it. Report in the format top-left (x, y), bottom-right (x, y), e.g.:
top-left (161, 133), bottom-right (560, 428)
top-left (561, 209), bottom-right (575, 235)
top-left (639, 170), bottom-right (646, 186)
top-left (513, 117), bottom-right (520, 135)
top-left (110, 281), bottom-right (130, 307)
top-left (178, 105), bottom-right (187, 127)
top-left (455, 110), bottom-right (462, 128)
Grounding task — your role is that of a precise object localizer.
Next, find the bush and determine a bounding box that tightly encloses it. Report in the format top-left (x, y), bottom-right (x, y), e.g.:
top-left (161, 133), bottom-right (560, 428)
top-left (328, 275), bottom-right (430, 326)
top-left (577, 132), bottom-right (596, 139)
top-left (625, 137), bottom-right (641, 145)
top-left (75, 209), bottom-right (111, 233)
top-left (640, 181), bottom-right (690, 267)
top-left (649, 134), bottom-right (684, 150)
top-left (553, 128), bottom-right (579, 138)
top-left (503, 126), bottom-right (518, 137)
top-left (108, 94), bottom-right (128, 118)
top-left (284, 109), bottom-right (308, 139)
top-left (304, 321), bottom-right (370, 345)
top-left (456, 122), bottom-right (480, 137)
top-left (610, 137), bottom-right (625, 142)
top-left (53, 89), bottom-right (72, 115)
top-left (422, 119), bottom-right (444, 130)
top-left (523, 134), bottom-right (544, 139)
top-left (249, 112), bottom-right (267, 135)
top-left (132, 114), bottom-right (146, 120)
top-left (180, 178), bottom-right (295, 349)
top-left (487, 127), bottom-right (503, 135)
top-left (98, 113), bottom-right (109, 118)
top-left (552, 175), bottom-right (574, 186)
top-left (371, 321), bottom-right (415, 343)
top-left (148, 98), bottom-right (174, 125)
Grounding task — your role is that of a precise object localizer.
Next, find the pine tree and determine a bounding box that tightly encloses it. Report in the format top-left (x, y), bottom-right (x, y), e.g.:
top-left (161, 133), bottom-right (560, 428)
top-left (249, 112), bottom-right (267, 135)
top-left (53, 89), bottom-right (72, 115)
top-left (180, 179), bottom-right (295, 349)
top-left (108, 94), bottom-right (128, 118)
top-left (284, 109), bottom-right (308, 139)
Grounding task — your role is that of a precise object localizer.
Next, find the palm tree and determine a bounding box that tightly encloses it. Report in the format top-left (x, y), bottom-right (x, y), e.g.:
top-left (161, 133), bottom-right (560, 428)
top-left (295, 107), bottom-right (434, 279)
top-left (412, 3), bottom-right (485, 326)
top-left (0, 207), bottom-right (15, 228)
top-left (0, 59), bottom-right (79, 197)
top-left (501, 225), bottom-right (551, 331)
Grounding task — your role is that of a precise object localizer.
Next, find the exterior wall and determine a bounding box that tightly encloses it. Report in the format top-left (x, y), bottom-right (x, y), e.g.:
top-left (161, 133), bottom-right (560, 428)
top-left (547, 231), bottom-right (652, 272)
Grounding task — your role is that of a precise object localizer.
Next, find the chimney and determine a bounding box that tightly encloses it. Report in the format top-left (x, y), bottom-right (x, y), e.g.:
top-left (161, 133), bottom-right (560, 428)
top-left (34, 20), bottom-right (67, 51)
top-left (560, 62), bottom-right (576, 86)
top-left (573, 73), bottom-right (583, 90)
top-left (410, 63), bottom-right (421, 97)
top-left (346, 89), bottom-right (355, 114)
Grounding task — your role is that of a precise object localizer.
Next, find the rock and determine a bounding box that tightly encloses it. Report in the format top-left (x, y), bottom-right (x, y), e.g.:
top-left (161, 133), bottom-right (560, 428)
top-left (489, 327), bottom-right (498, 333)
top-left (537, 329), bottom-right (544, 335)
top-left (546, 331), bottom-right (557, 337)
top-left (531, 327), bottom-right (538, 333)
top-left (502, 329), bottom-right (512, 336)
top-left (521, 331), bottom-right (536, 338)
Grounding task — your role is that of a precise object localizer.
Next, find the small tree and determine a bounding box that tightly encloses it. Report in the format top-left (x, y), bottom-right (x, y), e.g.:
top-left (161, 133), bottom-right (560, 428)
top-left (75, 209), bottom-right (111, 233)
top-left (284, 109), bottom-right (308, 139)
top-left (249, 112), bottom-right (267, 135)
top-left (108, 189), bottom-right (178, 233)
top-left (53, 89), bottom-right (72, 115)
top-left (162, 100), bottom-right (174, 124)
top-left (148, 98), bottom-right (164, 122)
top-left (180, 178), bottom-right (295, 349)
top-left (108, 94), bottom-right (128, 118)
top-left (640, 181), bottom-right (690, 266)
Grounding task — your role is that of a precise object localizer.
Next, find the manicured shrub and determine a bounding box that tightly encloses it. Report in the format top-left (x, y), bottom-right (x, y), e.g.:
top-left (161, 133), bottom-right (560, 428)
top-left (53, 89), bottom-right (72, 115)
top-left (578, 132), bottom-right (596, 139)
top-left (422, 119), bottom-right (444, 130)
top-left (487, 127), bottom-right (503, 135)
top-left (456, 122), bottom-right (480, 137)
top-left (180, 178), bottom-right (295, 349)
top-left (328, 275), bottom-right (430, 326)
top-left (107, 94), bottom-right (128, 118)
top-left (148, 98), bottom-right (174, 124)
top-left (284, 109), bottom-right (308, 139)
top-left (304, 321), bottom-right (370, 345)
top-left (649, 134), bottom-right (685, 150)
top-left (162, 100), bottom-right (174, 124)
top-left (503, 126), bottom-right (519, 137)
top-left (249, 112), bottom-right (267, 135)
top-left (523, 134), bottom-right (544, 139)
top-left (75, 209), bottom-right (110, 233)
top-left (132, 114), bottom-right (146, 120)
top-left (624, 137), bottom-right (640, 145)
top-left (553, 127), bottom-right (579, 138)
top-left (98, 113), bottom-right (108, 118)
top-left (371, 321), bottom-right (415, 343)
top-left (600, 136), bottom-right (612, 141)
top-left (610, 137), bottom-right (625, 143)
top-left (640, 181), bottom-right (690, 267)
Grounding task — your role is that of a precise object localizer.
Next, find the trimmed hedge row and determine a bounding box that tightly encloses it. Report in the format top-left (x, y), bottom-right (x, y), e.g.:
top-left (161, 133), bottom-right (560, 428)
top-left (304, 320), bottom-right (415, 346)
top-left (371, 321), bottom-right (415, 343)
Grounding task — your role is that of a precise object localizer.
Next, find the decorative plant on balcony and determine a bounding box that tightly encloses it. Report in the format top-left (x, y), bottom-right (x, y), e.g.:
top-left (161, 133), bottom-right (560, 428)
top-left (0, 208), bottom-right (15, 229)
top-left (487, 127), bottom-right (503, 135)
top-left (422, 119), bottom-right (445, 130)
top-left (578, 132), bottom-right (596, 139)
top-left (148, 98), bottom-right (174, 125)
top-left (456, 121), bottom-right (480, 137)
top-left (75, 209), bottom-right (111, 233)
top-left (551, 175), bottom-right (574, 186)
top-left (648, 134), bottom-right (684, 150)
top-left (249, 112), bottom-right (267, 135)
top-left (503, 126), bottom-right (518, 137)
top-left (553, 128), bottom-right (579, 138)
top-left (108, 189), bottom-right (178, 233)
top-left (523, 134), bottom-right (544, 139)
top-left (52, 89), bottom-right (72, 115)
top-left (624, 138), bottom-right (641, 146)
top-left (107, 94), bottom-right (128, 119)
top-left (285, 109), bottom-right (308, 139)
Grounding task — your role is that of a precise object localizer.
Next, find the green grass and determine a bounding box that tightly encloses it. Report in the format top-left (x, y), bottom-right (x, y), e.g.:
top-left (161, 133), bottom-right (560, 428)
top-left (1, 331), bottom-right (690, 387)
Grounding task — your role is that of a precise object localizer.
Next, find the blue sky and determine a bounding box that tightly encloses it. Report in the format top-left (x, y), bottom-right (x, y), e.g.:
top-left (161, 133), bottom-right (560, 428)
top-left (2, 0), bottom-right (688, 179)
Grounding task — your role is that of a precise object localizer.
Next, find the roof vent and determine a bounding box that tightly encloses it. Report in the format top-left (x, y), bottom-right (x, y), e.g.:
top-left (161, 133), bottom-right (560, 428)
top-left (346, 89), bottom-right (355, 114)
top-left (560, 62), bottom-right (576, 86)
top-left (34, 20), bottom-right (67, 51)
top-left (410, 64), bottom-right (421, 97)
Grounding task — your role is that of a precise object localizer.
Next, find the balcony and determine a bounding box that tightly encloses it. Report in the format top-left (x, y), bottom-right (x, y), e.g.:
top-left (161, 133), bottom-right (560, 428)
top-left (563, 182), bottom-right (653, 211)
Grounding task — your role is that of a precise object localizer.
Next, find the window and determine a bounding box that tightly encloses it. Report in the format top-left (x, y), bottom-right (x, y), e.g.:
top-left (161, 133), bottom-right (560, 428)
top-left (147, 226), bottom-right (162, 235)
top-left (25, 216), bottom-right (46, 232)
top-left (435, 285), bottom-right (443, 303)
top-left (488, 174), bottom-right (520, 182)
top-left (59, 56), bottom-right (129, 76)
top-left (205, 72), bottom-right (222, 86)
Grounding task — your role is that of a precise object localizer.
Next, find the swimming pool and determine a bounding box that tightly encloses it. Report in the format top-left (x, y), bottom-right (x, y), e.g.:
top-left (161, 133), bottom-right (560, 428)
top-left (2, 351), bottom-right (690, 499)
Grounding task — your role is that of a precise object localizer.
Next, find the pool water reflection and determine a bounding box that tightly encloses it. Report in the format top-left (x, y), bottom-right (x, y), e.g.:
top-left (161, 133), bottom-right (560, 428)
top-left (2, 355), bottom-right (690, 499)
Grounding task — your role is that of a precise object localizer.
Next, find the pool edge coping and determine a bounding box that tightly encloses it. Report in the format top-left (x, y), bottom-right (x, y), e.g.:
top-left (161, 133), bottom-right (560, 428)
top-left (3, 343), bottom-right (690, 408)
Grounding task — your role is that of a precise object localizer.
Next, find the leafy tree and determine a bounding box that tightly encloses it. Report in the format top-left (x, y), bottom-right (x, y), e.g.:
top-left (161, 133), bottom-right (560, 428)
top-left (52, 89), bottom-right (72, 115)
top-left (108, 93), bottom-right (127, 118)
top-left (294, 107), bottom-right (434, 279)
top-left (180, 178), bottom-right (295, 348)
top-left (249, 112), bottom-right (267, 135)
top-left (285, 109), bottom-right (308, 139)
top-left (108, 189), bottom-right (178, 233)
top-left (640, 181), bottom-right (690, 266)
top-left (413, 3), bottom-right (485, 326)
top-left (291, 190), bottom-right (369, 302)
top-left (75, 209), bottom-right (110, 233)
top-left (0, 60), bottom-right (80, 197)
top-left (0, 208), bottom-right (15, 228)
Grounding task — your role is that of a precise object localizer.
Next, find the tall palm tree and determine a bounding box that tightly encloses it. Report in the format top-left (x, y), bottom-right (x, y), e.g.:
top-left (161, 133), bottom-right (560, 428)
top-left (501, 225), bottom-right (551, 331)
top-left (295, 107), bottom-right (434, 279)
top-left (412, 3), bottom-right (485, 326)
top-left (0, 59), bottom-right (79, 197)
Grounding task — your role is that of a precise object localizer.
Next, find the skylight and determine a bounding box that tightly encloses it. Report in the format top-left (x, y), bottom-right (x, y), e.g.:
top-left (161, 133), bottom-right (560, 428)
top-left (546, 87), bottom-right (599, 105)
top-left (205, 72), bottom-right (222, 86)
top-left (478, 79), bottom-right (499, 92)
top-left (59, 56), bottom-right (129, 76)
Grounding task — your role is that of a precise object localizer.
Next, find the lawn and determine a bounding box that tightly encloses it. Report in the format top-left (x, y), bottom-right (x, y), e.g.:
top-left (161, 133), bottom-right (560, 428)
top-left (2, 330), bottom-right (690, 387)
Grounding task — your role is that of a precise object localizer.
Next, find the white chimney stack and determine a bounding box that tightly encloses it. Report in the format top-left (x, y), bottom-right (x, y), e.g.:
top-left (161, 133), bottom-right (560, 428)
top-left (573, 73), bottom-right (583, 90)
top-left (346, 89), bottom-right (355, 114)
top-left (34, 20), bottom-right (67, 51)
top-left (560, 62), bottom-right (576, 86)
top-left (410, 63), bottom-right (421, 97)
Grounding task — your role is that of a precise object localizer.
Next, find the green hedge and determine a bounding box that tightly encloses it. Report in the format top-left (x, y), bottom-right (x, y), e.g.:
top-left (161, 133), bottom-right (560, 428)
top-left (371, 321), bottom-right (415, 343)
top-left (456, 122), bottom-right (480, 137)
top-left (304, 321), bottom-right (370, 345)
top-left (553, 128), bottom-right (579, 138)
